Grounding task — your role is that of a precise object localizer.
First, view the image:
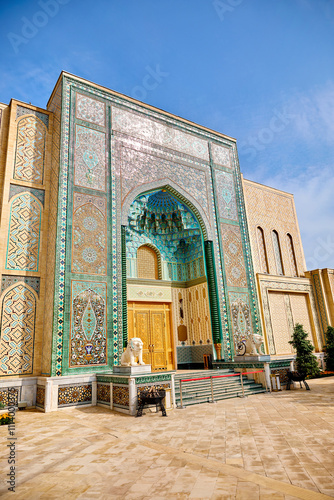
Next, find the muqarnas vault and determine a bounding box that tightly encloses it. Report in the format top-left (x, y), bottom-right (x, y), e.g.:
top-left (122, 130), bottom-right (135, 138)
top-left (0, 72), bottom-right (332, 411)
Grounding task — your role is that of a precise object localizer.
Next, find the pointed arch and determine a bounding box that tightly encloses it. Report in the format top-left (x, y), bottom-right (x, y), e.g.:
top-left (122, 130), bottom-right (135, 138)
top-left (256, 226), bottom-right (269, 273)
top-left (287, 233), bottom-right (298, 276)
top-left (6, 192), bottom-right (42, 272)
top-left (0, 283), bottom-right (36, 375)
top-left (121, 179), bottom-right (212, 240)
top-left (14, 115), bottom-right (46, 184)
top-left (272, 230), bottom-right (284, 276)
top-left (137, 244), bottom-right (162, 279)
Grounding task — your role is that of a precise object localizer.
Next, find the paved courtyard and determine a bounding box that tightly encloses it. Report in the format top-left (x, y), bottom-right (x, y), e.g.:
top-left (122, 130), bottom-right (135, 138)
top-left (0, 377), bottom-right (334, 499)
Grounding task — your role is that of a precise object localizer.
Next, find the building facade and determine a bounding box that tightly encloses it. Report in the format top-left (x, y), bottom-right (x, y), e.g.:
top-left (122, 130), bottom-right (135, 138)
top-left (0, 72), bottom-right (331, 410)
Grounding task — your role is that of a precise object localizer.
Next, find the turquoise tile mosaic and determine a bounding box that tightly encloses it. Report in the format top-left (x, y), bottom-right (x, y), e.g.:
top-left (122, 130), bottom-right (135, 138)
top-left (49, 74), bottom-right (262, 375)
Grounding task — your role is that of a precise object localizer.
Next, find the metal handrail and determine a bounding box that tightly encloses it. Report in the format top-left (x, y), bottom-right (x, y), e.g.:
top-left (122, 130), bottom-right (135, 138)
top-left (178, 370), bottom-right (266, 407)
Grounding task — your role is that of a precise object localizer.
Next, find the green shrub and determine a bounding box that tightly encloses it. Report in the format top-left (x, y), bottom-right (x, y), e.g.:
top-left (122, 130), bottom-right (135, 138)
top-left (324, 326), bottom-right (334, 372)
top-left (289, 323), bottom-right (320, 377)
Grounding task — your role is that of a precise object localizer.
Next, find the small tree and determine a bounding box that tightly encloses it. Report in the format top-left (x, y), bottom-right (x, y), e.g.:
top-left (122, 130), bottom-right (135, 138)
top-left (324, 326), bottom-right (334, 372)
top-left (289, 323), bottom-right (320, 377)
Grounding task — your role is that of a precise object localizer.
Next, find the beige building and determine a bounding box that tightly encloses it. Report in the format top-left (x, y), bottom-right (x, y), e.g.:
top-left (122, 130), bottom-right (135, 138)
top-left (243, 178), bottom-right (329, 364)
top-left (0, 72), bottom-right (332, 410)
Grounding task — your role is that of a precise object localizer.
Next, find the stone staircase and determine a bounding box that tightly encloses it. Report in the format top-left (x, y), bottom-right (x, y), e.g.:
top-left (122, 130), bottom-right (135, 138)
top-left (174, 369), bottom-right (266, 407)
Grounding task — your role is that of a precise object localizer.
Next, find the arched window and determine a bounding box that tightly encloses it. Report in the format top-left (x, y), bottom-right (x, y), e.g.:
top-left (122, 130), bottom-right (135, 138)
top-left (137, 245), bottom-right (159, 279)
top-left (287, 233), bottom-right (298, 276)
top-left (272, 230), bottom-right (284, 275)
top-left (256, 226), bottom-right (269, 273)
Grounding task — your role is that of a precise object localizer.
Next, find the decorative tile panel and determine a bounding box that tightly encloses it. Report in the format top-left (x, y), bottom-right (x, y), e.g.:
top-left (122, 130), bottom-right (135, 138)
top-left (52, 79), bottom-right (70, 376)
top-left (0, 284), bottom-right (36, 375)
top-left (44, 79), bottom-right (62, 377)
top-left (74, 125), bottom-right (106, 191)
top-left (176, 344), bottom-right (213, 363)
top-left (229, 292), bottom-right (253, 350)
top-left (215, 170), bottom-right (238, 221)
top-left (14, 116), bottom-right (46, 184)
top-left (231, 148), bottom-right (262, 341)
top-left (6, 193), bottom-right (41, 272)
top-left (271, 367), bottom-right (289, 385)
top-left (110, 137), bottom-right (120, 364)
top-left (127, 284), bottom-right (172, 302)
top-left (76, 93), bottom-right (105, 127)
top-left (119, 146), bottom-right (211, 225)
top-left (112, 385), bottom-right (129, 406)
top-left (16, 105), bottom-right (49, 127)
top-left (58, 384), bottom-right (92, 406)
top-left (112, 107), bottom-right (209, 161)
top-left (211, 143), bottom-right (231, 167)
top-left (220, 224), bottom-right (247, 287)
top-left (135, 373), bottom-right (172, 384)
top-left (73, 192), bottom-right (107, 212)
top-left (97, 383), bottom-right (110, 403)
top-left (9, 184), bottom-right (45, 205)
top-left (72, 197), bottom-right (107, 275)
top-left (1, 275), bottom-right (40, 295)
top-left (36, 385), bottom-right (45, 408)
top-left (70, 281), bottom-right (107, 366)
top-left (0, 388), bottom-right (19, 406)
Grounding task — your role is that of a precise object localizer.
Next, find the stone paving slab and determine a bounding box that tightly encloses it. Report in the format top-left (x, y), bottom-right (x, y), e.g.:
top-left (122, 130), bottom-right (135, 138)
top-left (0, 377), bottom-right (333, 499)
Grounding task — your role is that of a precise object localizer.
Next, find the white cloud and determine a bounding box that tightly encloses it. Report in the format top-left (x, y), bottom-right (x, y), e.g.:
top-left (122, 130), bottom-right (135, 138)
top-left (287, 81), bottom-right (334, 143)
top-left (241, 81), bottom-right (334, 269)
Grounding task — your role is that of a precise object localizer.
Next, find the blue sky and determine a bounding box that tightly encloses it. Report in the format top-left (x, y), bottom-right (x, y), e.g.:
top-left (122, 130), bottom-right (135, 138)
top-left (1, 0), bottom-right (333, 269)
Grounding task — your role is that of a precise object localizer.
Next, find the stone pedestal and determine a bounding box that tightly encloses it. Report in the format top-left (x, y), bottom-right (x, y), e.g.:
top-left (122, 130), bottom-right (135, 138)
top-left (234, 355), bottom-right (271, 362)
top-left (113, 365), bottom-right (152, 375)
top-left (97, 370), bottom-right (176, 416)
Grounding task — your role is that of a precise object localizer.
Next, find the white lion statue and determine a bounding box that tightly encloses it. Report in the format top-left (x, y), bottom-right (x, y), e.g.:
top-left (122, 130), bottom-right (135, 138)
top-left (245, 334), bottom-right (264, 356)
top-left (121, 337), bottom-right (145, 367)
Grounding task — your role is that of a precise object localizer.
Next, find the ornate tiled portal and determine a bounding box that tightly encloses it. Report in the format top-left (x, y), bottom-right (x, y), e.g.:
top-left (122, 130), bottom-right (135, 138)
top-left (0, 71), bottom-right (329, 403)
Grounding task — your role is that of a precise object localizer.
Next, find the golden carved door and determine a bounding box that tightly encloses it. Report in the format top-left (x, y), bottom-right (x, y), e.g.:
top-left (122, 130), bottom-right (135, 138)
top-left (150, 311), bottom-right (166, 370)
top-left (132, 309), bottom-right (151, 365)
top-left (127, 302), bottom-right (174, 371)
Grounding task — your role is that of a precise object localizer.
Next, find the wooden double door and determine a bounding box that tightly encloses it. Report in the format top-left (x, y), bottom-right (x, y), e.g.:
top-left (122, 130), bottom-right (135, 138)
top-left (127, 302), bottom-right (174, 371)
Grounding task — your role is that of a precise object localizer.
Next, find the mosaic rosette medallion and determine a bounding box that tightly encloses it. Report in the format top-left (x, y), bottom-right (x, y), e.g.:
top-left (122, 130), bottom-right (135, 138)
top-left (72, 201), bottom-right (107, 275)
top-left (74, 125), bottom-right (106, 191)
top-left (70, 281), bottom-right (107, 366)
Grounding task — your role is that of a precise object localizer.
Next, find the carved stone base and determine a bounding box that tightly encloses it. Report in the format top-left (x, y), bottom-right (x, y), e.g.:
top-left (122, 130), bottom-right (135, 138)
top-left (234, 355), bottom-right (271, 362)
top-left (113, 365), bottom-right (152, 375)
